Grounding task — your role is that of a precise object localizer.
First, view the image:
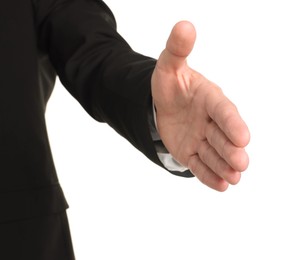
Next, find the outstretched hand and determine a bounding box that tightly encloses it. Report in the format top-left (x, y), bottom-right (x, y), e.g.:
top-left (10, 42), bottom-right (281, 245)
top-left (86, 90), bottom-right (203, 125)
top-left (151, 21), bottom-right (250, 191)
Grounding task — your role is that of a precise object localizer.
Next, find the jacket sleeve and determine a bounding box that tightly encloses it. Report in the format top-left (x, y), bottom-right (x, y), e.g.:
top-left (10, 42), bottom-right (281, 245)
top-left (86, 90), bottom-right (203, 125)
top-left (33, 0), bottom-right (193, 178)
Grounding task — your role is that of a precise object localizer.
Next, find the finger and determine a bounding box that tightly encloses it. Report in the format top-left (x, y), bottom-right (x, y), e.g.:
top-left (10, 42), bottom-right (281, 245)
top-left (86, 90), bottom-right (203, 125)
top-left (157, 21), bottom-right (196, 72)
top-left (205, 121), bottom-right (249, 172)
top-left (188, 154), bottom-right (229, 192)
top-left (198, 140), bottom-right (241, 185)
top-left (206, 89), bottom-right (250, 148)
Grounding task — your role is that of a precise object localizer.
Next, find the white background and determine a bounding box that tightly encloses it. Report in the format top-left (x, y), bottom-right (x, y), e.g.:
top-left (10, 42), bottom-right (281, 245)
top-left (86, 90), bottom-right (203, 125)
top-left (46, 0), bottom-right (281, 259)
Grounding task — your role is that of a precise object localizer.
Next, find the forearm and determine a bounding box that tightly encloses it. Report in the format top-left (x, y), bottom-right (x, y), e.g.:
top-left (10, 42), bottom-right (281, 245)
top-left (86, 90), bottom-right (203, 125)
top-left (34, 0), bottom-right (192, 177)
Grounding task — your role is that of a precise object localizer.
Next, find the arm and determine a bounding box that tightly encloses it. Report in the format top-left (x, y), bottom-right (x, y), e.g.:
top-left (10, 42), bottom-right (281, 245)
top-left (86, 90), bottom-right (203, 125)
top-left (33, 0), bottom-right (193, 177)
top-left (34, 0), bottom-right (250, 190)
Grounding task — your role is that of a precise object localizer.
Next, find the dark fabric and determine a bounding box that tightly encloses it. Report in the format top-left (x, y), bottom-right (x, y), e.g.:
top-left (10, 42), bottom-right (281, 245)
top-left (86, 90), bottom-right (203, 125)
top-left (0, 211), bottom-right (75, 260)
top-left (1, 0), bottom-right (192, 224)
top-left (1, 2), bottom-right (194, 255)
top-left (0, 0), bottom-right (68, 222)
top-left (33, 0), bottom-right (193, 177)
top-left (0, 184), bottom-right (68, 223)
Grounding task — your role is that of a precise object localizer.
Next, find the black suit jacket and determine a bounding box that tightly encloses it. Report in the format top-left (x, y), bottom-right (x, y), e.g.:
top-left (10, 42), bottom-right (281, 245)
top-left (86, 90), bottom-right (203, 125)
top-left (0, 0), bottom-right (192, 223)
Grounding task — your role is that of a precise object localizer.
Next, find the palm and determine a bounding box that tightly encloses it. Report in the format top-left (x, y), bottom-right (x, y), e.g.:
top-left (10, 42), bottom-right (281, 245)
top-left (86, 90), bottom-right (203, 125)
top-left (151, 21), bottom-right (250, 191)
top-left (153, 66), bottom-right (220, 162)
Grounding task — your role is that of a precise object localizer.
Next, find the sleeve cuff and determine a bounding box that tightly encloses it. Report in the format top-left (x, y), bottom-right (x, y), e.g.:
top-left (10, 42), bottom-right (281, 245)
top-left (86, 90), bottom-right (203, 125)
top-left (148, 100), bottom-right (189, 172)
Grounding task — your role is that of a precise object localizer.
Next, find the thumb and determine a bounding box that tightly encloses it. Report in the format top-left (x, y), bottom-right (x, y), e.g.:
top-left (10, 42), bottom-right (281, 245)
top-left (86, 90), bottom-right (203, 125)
top-left (158, 21), bottom-right (196, 71)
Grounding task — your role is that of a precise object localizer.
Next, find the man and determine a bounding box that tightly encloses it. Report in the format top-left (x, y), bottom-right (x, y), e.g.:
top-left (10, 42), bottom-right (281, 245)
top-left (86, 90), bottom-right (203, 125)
top-left (0, 0), bottom-right (250, 259)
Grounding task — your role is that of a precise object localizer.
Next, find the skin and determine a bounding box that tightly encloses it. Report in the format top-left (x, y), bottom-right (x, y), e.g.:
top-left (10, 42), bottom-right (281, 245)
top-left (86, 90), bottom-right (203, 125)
top-left (151, 21), bottom-right (250, 192)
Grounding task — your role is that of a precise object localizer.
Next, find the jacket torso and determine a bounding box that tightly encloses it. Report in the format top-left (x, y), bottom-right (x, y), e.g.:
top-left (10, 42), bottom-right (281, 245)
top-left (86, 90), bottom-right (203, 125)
top-left (0, 0), bottom-right (67, 223)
